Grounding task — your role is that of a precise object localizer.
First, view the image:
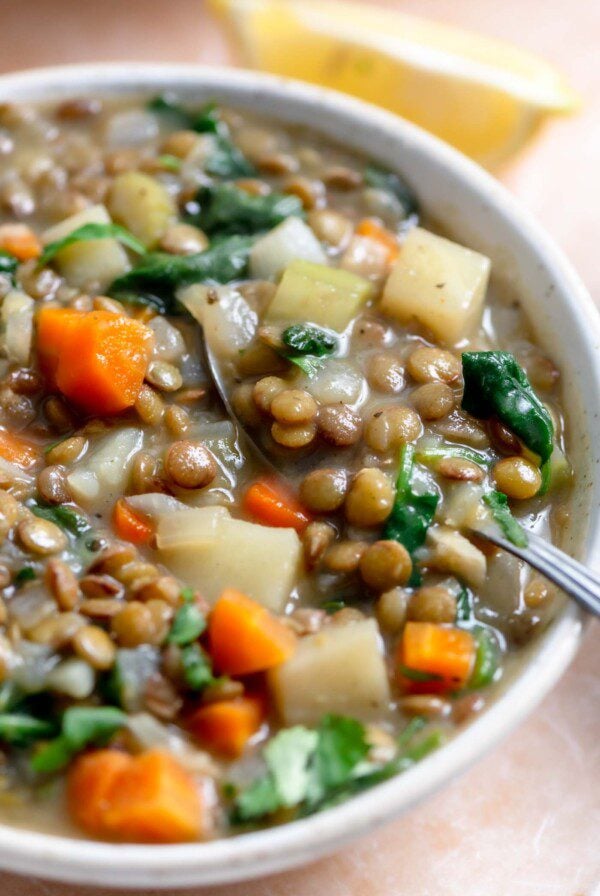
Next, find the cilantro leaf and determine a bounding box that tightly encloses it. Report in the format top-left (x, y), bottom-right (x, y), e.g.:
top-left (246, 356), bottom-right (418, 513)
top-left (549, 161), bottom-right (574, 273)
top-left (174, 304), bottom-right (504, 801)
top-left (264, 727), bottom-right (318, 807)
top-left (31, 502), bottom-right (91, 537)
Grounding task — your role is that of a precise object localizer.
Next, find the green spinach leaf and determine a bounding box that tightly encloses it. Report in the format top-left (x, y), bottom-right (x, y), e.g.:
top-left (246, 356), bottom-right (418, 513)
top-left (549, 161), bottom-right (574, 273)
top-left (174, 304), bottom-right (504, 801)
top-left (31, 706), bottom-right (126, 773)
top-left (469, 626), bottom-right (500, 689)
top-left (31, 502), bottom-right (91, 537)
top-left (0, 249), bottom-right (18, 282)
top-left (38, 223), bottom-right (146, 269)
top-left (0, 714), bottom-right (56, 747)
top-left (14, 566), bottom-right (36, 586)
top-left (483, 490), bottom-right (528, 548)
top-left (364, 165), bottom-right (418, 218)
top-left (194, 183), bottom-right (304, 236)
top-left (461, 351), bottom-right (554, 463)
top-left (147, 95), bottom-right (226, 135)
top-left (383, 444), bottom-right (439, 560)
top-left (180, 643), bottom-right (218, 691)
top-left (109, 234), bottom-right (254, 312)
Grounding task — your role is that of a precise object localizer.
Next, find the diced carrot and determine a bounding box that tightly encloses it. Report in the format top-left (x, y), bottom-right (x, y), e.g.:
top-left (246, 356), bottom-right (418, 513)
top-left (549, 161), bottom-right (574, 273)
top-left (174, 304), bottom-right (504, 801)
top-left (112, 498), bottom-right (153, 545)
top-left (0, 224), bottom-right (42, 262)
top-left (397, 622), bottom-right (476, 691)
top-left (209, 589), bottom-right (297, 676)
top-left (66, 749), bottom-right (132, 836)
top-left (188, 696), bottom-right (265, 758)
top-left (0, 429), bottom-right (40, 469)
top-left (36, 307), bottom-right (82, 388)
top-left (356, 218), bottom-right (400, 264)
top-left (67, 748), bottom-right (204, 843)
top-left (243, 477), bottom-right (311, 533)
top-left (37, 309), bottom-right (154, 416)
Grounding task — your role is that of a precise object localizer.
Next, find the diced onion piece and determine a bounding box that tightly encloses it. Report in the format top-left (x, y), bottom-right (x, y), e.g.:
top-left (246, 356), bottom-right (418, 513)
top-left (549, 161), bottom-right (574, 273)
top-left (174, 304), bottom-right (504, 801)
top-left (108, 172), bottom-right (175, 249)
top-left (179, 284), bottom-right (257, 360)
top-left (381, 227), bottom-right (491, 346)
top-left (128, 713), bottom-right (217, 777)
top-left (427, 525), bottom-right (487, 588)
top-left (2, 290), bottom-right (34, 364)
top-left (269, 619), bottom-right (391, 725)
top-left (104, 109), bottom-right (159, 148)
top-left (148, 317), bottom-right (186, 363)
top-left (125, 493), bottom-right (188, 520)
top-left (297, 359), bottom-right (365, 404)
top-left (42, 204), bottom-right (130, 291)
top-left (250, 217), bottom-right (327, 281)
top-left (67, 427), bottom-right (143, 511)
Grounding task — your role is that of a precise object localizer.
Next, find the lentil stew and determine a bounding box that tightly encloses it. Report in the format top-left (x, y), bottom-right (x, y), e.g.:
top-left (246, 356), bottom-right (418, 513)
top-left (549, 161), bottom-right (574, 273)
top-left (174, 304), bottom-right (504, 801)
top-left (0, 94), bottom-right (572, 842)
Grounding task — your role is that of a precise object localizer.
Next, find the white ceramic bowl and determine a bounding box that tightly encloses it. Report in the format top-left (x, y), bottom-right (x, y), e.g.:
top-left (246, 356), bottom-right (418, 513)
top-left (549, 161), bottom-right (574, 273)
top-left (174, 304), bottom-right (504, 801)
top-left (0, 63), bottom-right (598, 889)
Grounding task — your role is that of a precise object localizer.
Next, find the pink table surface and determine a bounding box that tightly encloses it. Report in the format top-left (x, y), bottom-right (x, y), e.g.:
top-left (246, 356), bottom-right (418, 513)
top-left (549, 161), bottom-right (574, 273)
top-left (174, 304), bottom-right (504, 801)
top-left (0, 1), bottom-right (599, 893)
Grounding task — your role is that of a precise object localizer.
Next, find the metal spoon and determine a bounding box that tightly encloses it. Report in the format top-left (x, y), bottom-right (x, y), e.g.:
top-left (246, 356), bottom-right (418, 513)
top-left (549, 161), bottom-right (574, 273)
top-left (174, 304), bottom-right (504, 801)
top-left (470, 526), bottom-right (600, 618)
top-left (199, 329), bottom-right (600, 619)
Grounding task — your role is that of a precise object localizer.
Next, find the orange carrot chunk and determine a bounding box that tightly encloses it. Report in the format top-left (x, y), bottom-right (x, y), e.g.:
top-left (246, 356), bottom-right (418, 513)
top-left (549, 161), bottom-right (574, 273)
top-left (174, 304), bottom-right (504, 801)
top-left (112, 498), bottom-right (153, 545)
top-left (398, 622), bottom-right (476, 691)
top-left (356, 218), bottom-right (400, 264)
top-left (36, 309), bottom-right (154, 416)
top-left (67, 749), bottom-right (132, 837)
top-left (209, 589), bottom-right (297, 676)
top-left (188, 696), bottom-right (265, 758)
top-left (0, 224), bottom-right (42, 261)
top-left (36, 307), bottom-right (83, 388)
top-left (68, 749), bottom-right (204, 843)
top-left (0, 429), bottom-right (40, 469)
top-left (243, 477), bottom-right (311, 532)
top-left (101, 749), bottom-right (203, 843)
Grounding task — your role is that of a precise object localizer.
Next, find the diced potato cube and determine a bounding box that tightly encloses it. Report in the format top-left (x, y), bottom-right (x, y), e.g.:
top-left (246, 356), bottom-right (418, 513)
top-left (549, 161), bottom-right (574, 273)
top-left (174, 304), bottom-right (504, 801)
top-left (42, 204), bottom-right (130, 291)
top-left (380, 227), bottom-right (491, 345)
top-left (178, 284), bottom-right (257, 359)
top-left (2, 290), bottom-right (34, 364)
top-left (157, 507), bottom-right (301, 612)
top-left (269, 619), bottom-right (391, 725)
top-left (108, 172), bottom-right (175, 248)
top-left (67, 427), bottom-right (143, 512)
top-left (266, 259), bottom-right (374, 332)
top-left (250, 217), bottom-right (327, 281)
top-left (427, 525), bottom-right (487, 588)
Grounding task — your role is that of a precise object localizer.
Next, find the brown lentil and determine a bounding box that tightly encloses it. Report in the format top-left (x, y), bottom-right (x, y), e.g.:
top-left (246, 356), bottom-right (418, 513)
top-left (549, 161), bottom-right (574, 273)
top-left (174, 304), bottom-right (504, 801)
top-left (144, 673), bottom-right (183, 720)
top-left (46, 435), bottom-right (87, 466)
top-left (45, 558), bottom-right (80, 611)
top-left (165, 440), bottom-right (217, 489)
top-left (0, 491), bottom-right (18, 540)
top-left (488, 418), bottom-right (522, 455)
top-left (159, 223), bottom-right (208, 255)
top-left (323, 540), bottom-right (368, 574)
top-left (375, 587), bottom-right (408, 634)
top-left (72, 625), bottom-right (116, 670)
top-left (37, 465), bottom-right (70, 505)
top-left (231, 383), bottom-right (262, 428)
top-left (307, 208), bottom-right (352, 247)
top-left (524, 578), bottom-right (553, 609)
top-left (366, 353), bottom-right (405, 394)
top-left (238, 342), bottom-right (286, 377)
top-left (253, 376), bottom-right (287, 415)
top-left (91, 544), bottom-right (137, 577)
top-left (299, 468), bottom-right (348, 513)
top-left (92, 295), bottom-right (125, 314)
top-left (407, 347), bottom-right (461, 384)
top-left (523, 352), bottom-right (560, 391)
top-left (146, 361), bottom-right (183, 393)
top-left (56, 97), bottom-right (103, 120)
top-left (164, 405), bottom-right (191, 437)
top-left (492, 456), bottom-right (542, 500)
top-left (399, 695), bottom-right (450, 717)
top-left (161, 130), bottom-right (199, 158)
top-left (345, 468), bottom-right (395, 527)
top-left (407, 586), bottom-right (457, 624)
top-left (111, 601), bottom-right (158, 647)
top-left (329, 607), bottom-right (366, 626)
top-left (359, 540), bottom-right (412, 591)
top-left (437, 457), bottom-right (485, 483)
top-left (411, 383), bottom-right (455, 420)
top-left (135, 575), bottom-right (182, 607)
top-left (146, 598), bottom-right (174, 643)
top-left (113, 561), bottom-right (159, 588)
top-left (44, 396), bottom-right (78, 433)
top-left (271, 421), bottom-right (317, 449)
top-left (18, 517), bottom-right (67, 555)
top-left (282, 176), bottom-right (325, 210)
top-left (79, 598), bottom-right (124, 620)
top-left (130, 451), bottom-right (164, 495)
top-left (316, 404), bottom-right (362, 447)
top-left (6, 368), bottom-right (42, 396)
top-left (256, 152), bottom-right (298, 175)
top-left (200, 678), bottom-right (245, 705)
top-left (79, 574), bottom-right (125, 599)
top-left (28, 612), bottom-right (84, 649)
top-left (134, 384), bottom-right (165, 425)
top-left (302, 521), bottom-right (336, 569)
top-left (271, 389), bottom-right (318, 425)
top-left (364, 406), bottom-right (421, 453)
top-left (323, 165), bottom-right (363, 190)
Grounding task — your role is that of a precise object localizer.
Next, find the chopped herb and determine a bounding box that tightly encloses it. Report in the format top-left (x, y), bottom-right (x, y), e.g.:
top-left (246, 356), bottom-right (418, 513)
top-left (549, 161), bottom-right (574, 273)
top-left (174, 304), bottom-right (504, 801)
top-left (14, 566), bottom-right (36, 586)
top-left (310, 715), bottom-right (369, 796)
top-left (0, 249), bottom-right (18, 282)
top-left (180, 643), bottom-right (217, 691)
top-left (157, 153), bottom-right (182, 172)
top-left (205, 136), bottom-right (256, 179)
top-left (38, 222), bottom-right (146, 269)
top-left (455, 586), bottom-right (474, 623)
top-left (383, 444), bottom-right (439, 584)
top-left (322, 599), bottom-right (346, 615)
top-left (147, 95), bottom-right (226, 135)
top-left (483, 490), bottom-right (528, 548)
top-left (108, 234), bottom-right (254, 313)
top-left (31, 502), bottom-right (91, 537)
top-left (233, 775), bottom-right (281, 823)
top-left (168, 601), bottom-right (206, 646)
top-left (415, 444), bottom-right (489, 468)
top-left (264, 727), bottom-right (318, 807)
top-left (279, 323), bottom-right (338, 375)
top-left (364, 165), bottom-right (418, 218)
top-left (193, 183), bottom-right (304, 236)
top-left (31, 706), bottom-right (126, 774)
top-left (283, 354), bottom-right (326, 377)
top-left (0, 714), bottom-right (56, 747)
top-left (469, 626), bottom-right (500, 689)
top-left (461, 352), bottom-right (554, 464)
top-left (398, 665), bottom-right (443, 683)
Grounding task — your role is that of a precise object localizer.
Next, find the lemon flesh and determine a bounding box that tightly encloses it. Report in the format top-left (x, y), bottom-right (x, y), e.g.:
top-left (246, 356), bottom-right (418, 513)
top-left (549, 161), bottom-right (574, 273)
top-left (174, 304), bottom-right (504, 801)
top-left (210, 0), bottom-right (578, 168)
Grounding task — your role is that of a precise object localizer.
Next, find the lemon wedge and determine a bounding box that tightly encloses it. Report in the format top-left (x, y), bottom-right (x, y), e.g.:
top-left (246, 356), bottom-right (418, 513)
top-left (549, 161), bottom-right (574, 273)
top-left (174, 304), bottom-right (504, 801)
top-left (209, 0), bottom-right (579, 168)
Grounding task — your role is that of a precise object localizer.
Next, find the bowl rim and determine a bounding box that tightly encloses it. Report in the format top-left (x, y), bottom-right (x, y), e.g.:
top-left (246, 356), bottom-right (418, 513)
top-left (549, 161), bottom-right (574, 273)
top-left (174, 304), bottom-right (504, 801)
top-left (0, 62), bottom-right (598, 888)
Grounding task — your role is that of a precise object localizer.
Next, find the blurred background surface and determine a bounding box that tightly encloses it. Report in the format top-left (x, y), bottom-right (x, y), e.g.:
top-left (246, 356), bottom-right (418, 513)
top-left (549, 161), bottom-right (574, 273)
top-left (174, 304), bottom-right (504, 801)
top-left (0, 2), bottom-right (598, 894)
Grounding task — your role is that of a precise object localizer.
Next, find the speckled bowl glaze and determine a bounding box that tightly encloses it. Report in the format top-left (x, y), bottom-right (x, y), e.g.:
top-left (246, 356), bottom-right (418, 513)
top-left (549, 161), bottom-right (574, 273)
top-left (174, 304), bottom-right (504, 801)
top-left (0, 63), bottom-right (597, 889)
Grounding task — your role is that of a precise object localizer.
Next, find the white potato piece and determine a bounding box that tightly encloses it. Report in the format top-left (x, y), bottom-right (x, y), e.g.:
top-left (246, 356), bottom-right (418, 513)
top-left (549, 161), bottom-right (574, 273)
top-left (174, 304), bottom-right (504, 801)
top-left (179, 284), bottom-right (258, 360)
top-left (2, 290), bottom-right (34, 364)
top-left (266, 260), bottom-right (374, 332)
top-left (250, 217), bottom-right (327, 281)
top-left (42, 204), bottom-right (130, 291)
top-left (67, 427), bottom-right (143, 512)
top-left (157, 506), bottom-right (302, 612)
top-left (427, 524), bottom-right (487, 588)
top-left (380, 227), bottom-right (491, 346)
top-left (269, 619), bottom-right (391, 726)
top-left (108, 172), bottom-right (175, 248)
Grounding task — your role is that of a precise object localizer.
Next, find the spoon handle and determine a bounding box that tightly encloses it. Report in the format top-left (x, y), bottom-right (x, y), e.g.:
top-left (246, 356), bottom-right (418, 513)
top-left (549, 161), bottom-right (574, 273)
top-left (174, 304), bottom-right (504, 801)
top-left (472, 528), bottom-right (600, 618)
